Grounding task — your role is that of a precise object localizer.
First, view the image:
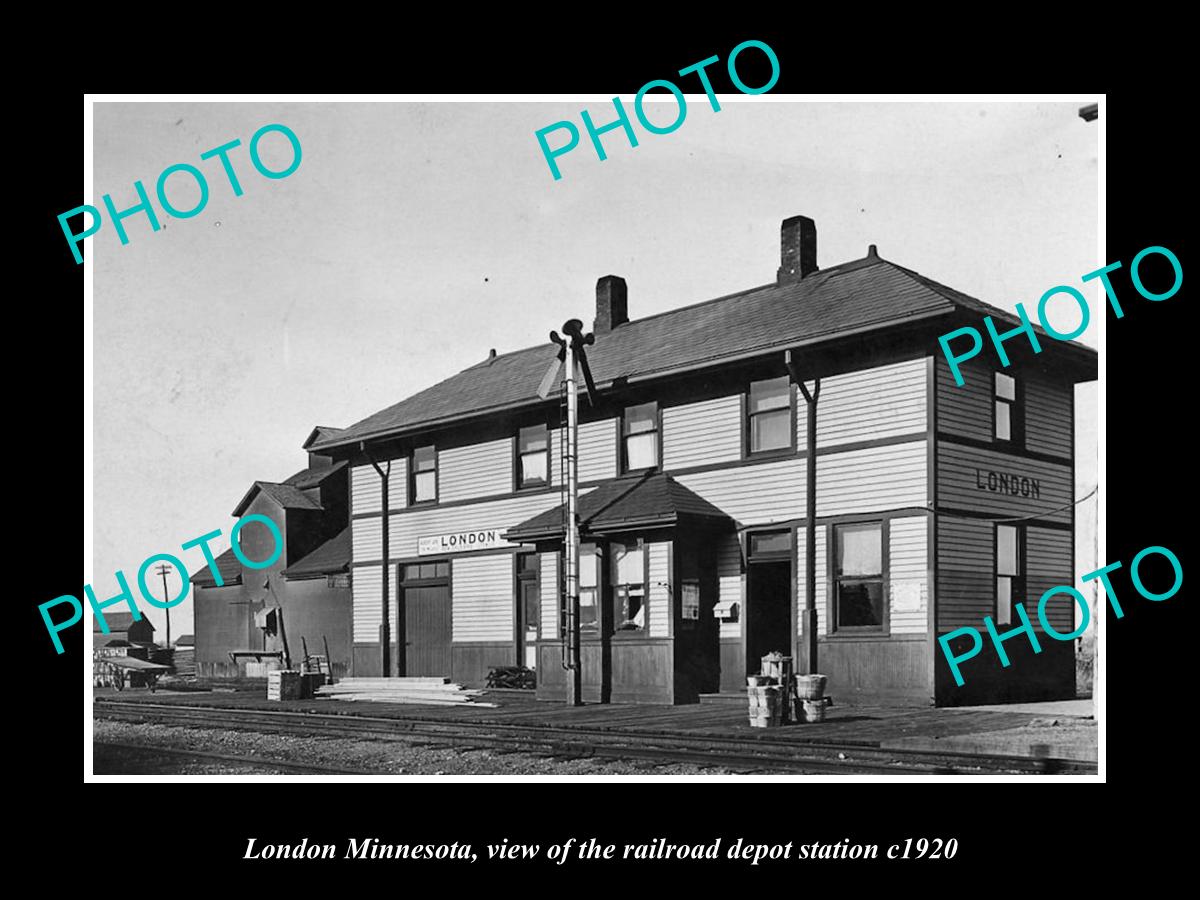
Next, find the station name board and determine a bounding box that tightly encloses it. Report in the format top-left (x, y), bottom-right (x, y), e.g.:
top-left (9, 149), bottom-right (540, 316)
top-left (417, 529), bottom-right (510, 556)
top-left (974, 468), bottom-right (1042, 499)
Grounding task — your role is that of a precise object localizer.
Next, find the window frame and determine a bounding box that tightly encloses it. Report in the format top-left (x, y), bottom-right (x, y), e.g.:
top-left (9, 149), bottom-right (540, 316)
top-left (409, 444), bottom-right (438, 506)
top-left (992, 371), bottom-right (1024, 446)
top-left (515, 423), bottom-right (550, 491)
top-left (744, 375), bottom-right (797, 459)
top-left (828, 519), bottom-right (890, 636)
top-left (608, 538), bottom-right (648, 636)
top-left (562, 542), bottom-right (603, 636)
top-left (994, 523), bottom-right (1025, 627)
top-left (621, 401), bottom-right (661, 474)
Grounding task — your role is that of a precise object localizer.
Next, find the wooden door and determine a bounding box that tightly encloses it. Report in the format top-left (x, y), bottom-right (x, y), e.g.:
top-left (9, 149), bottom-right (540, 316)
top-left (403, 585), bottom-right (452, 677)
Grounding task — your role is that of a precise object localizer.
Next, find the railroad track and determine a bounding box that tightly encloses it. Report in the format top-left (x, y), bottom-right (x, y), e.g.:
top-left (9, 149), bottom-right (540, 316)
top-left (94, 699), bottom-right (1096, 775)
top-left (94, 741), bottom-right (382, 775)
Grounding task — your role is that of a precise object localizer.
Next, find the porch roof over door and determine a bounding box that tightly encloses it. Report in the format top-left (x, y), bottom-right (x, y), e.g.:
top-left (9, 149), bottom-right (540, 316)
top-left (504, 471), bottom-right (732, 543)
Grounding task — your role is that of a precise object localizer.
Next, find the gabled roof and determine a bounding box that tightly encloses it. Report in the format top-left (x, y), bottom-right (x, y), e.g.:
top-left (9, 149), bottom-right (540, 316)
top-left (231, 481), bottom-right (323, 517)
top-left (281, 528), bottom-right (351, 579)
top-left (505, 472), bottom-right (732, 542)
top-left (93, 611), bottom-right (153, 634)
top-left (312, 253), bottom-right (1097, 452)
top-left (174, 634), bottom-right (195, 647)
top-left (302, 425), bottom-right (345, 450)
top-left (283, 459), bottom-right (347, 490)
top-left (192, 547), bottom-right (243, 588)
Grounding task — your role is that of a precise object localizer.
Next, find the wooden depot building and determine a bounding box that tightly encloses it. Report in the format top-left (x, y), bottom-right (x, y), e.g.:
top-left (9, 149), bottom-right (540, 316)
top-left (308, 216), bottom-right (1097, 706)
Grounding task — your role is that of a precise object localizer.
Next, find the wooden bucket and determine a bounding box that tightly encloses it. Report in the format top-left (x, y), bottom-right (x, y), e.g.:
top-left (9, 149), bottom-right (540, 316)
top-left (795, 674), bottom-right (828, 700)
top-left (798, 698), bottom-right (826, 723)
top-left (747, 685), bottom-right (782, 727)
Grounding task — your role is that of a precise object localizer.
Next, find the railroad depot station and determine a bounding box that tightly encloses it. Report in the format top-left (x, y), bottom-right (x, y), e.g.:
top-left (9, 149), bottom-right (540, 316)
top-left (192, 215), bottom-right (1096, 708)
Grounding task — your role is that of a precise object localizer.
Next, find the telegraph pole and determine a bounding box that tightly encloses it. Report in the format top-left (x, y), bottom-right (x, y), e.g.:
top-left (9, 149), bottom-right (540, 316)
top-left (155, 562), bottom-right (173, 647)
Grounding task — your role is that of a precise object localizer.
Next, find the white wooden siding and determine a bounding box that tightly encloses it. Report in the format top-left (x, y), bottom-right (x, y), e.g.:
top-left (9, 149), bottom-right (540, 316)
top-left (662, 395), bottom-right (742, 470)
top-left (439, 438), bottom-right (513, 503)
top-left (677, 441), bottom-right (926, 525)
top-left (1024, 373), bottom-right (1073, 459)
top-left (540, 551), bottom-right (559, 640)
top-left (550, 418), bottom-right (617, 485)
top-left (888, 516), bottom-right (928, 634)
top-left (352, 516), bottom-right (383, 563)
top-left (451, 554), bottom-right (514, 642)
top-left (797, 357), bottom-right (928, 448)
top-left (351, 460), bottom-right (407, 514)
top-left (1026, 526), bottom-right (1075, 634)
top-left (647, 542), bottom-right (671, 637)
top-left (796, 525), bottom-right (828, 636)
top-left (351, 564), bottom-right (398, 643)
top-left (937, 517), bottom-right (993, 630)
top-left (717, 533), bottom-right (743, 639)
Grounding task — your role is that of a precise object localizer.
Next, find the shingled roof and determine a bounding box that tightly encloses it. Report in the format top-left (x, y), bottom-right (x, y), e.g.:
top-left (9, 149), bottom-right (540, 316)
top-left (232, 481), bottom-right (323, 517)
top-left (505, 472), bottom-right (732, 542)
top-left (283, 459), bottom-right (347, 490)
top-left (191, 547), bottom-right (243, 588)
top-left (281, 528), bottom-right (351, 579)
top-left (312, 252), bottom-right (1095, 451)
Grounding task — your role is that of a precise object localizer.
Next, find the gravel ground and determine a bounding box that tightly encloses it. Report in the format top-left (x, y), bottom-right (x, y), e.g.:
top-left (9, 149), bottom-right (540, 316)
top-left (93, 720), bottom-right (750, 775)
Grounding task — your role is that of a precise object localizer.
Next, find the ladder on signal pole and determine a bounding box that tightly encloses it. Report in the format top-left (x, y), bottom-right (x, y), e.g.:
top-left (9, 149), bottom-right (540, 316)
top-left (558, 376), bottom-right (572, 672)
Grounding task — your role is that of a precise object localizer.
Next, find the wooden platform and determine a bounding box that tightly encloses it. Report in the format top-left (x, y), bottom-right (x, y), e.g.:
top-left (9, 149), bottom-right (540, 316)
top-left (92, 686), bottom-right (1089, 749)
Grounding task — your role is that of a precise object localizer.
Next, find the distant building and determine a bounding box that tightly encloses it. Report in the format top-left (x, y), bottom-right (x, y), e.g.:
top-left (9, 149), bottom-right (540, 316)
top-left (192, 428), bottom-right (352, 677)
top-left (93, 610), bottom-right (155, 646)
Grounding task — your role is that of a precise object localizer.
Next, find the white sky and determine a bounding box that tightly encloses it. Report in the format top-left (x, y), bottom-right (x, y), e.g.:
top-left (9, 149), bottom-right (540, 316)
top-left (91, 99), bottom-right (1099, 638)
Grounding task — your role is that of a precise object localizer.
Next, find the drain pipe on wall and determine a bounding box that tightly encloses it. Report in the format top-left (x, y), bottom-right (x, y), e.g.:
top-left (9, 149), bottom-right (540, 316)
top-left (361, 441), bottom-right (393, 678)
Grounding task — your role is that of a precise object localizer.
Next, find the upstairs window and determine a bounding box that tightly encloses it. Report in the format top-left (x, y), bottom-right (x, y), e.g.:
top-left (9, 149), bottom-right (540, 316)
top-left (996, 524), bottom-right (1023, 627)
top-left (623, 402), bottom-right (659, 471)
top-left (748, 376), bottom-right (793, 453)
top-left (994, 372), bottom-right (1018, 442)
top-left (610, 540), bottom-right (646, 632)
top-left (833, 522), bottom-right (884, 631)
top-left (518, 425), bottom-right (549, 488)
top-left (411, 445), bottom-right (437, 504)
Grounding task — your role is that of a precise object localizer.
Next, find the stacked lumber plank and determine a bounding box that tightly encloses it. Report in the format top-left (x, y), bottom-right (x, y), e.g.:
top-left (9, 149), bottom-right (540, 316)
top-left (315, 677), bottom-right (497, 707)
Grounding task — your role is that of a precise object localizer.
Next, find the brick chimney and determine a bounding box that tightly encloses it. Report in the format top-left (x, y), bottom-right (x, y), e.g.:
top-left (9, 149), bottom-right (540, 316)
top-left (777, 215), bottom-right (818, 284)
top-left (594, 275), bottom-right (628, 333)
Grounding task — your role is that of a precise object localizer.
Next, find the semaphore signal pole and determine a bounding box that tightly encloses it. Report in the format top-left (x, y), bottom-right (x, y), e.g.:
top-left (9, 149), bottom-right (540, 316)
top-left (540, 319), bottom-right (596, 707)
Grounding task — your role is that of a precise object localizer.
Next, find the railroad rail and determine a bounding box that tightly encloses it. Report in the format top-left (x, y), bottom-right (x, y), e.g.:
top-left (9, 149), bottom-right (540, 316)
top-left (94, 699), bottom-right (1096, 775)
top-left (94, 741), bottom-right (381, 775)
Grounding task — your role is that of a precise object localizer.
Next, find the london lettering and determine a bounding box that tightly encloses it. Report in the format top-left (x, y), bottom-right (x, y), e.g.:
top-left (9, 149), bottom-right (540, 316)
top-left (975, 468), bottom-right (1041, 499)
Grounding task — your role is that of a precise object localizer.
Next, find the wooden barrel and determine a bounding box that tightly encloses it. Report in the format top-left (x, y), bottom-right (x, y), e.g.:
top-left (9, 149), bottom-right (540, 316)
top-left (795, 674), bottom-right (828, 700)
top-left (747, 685), bottom-right (782, 727)
top-left (799, 698), bottom-right (826, 723)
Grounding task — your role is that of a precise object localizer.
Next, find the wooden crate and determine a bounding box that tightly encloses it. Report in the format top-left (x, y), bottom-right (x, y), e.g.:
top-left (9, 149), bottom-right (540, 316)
top-left (267, 670), bottom-right (304, 701)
